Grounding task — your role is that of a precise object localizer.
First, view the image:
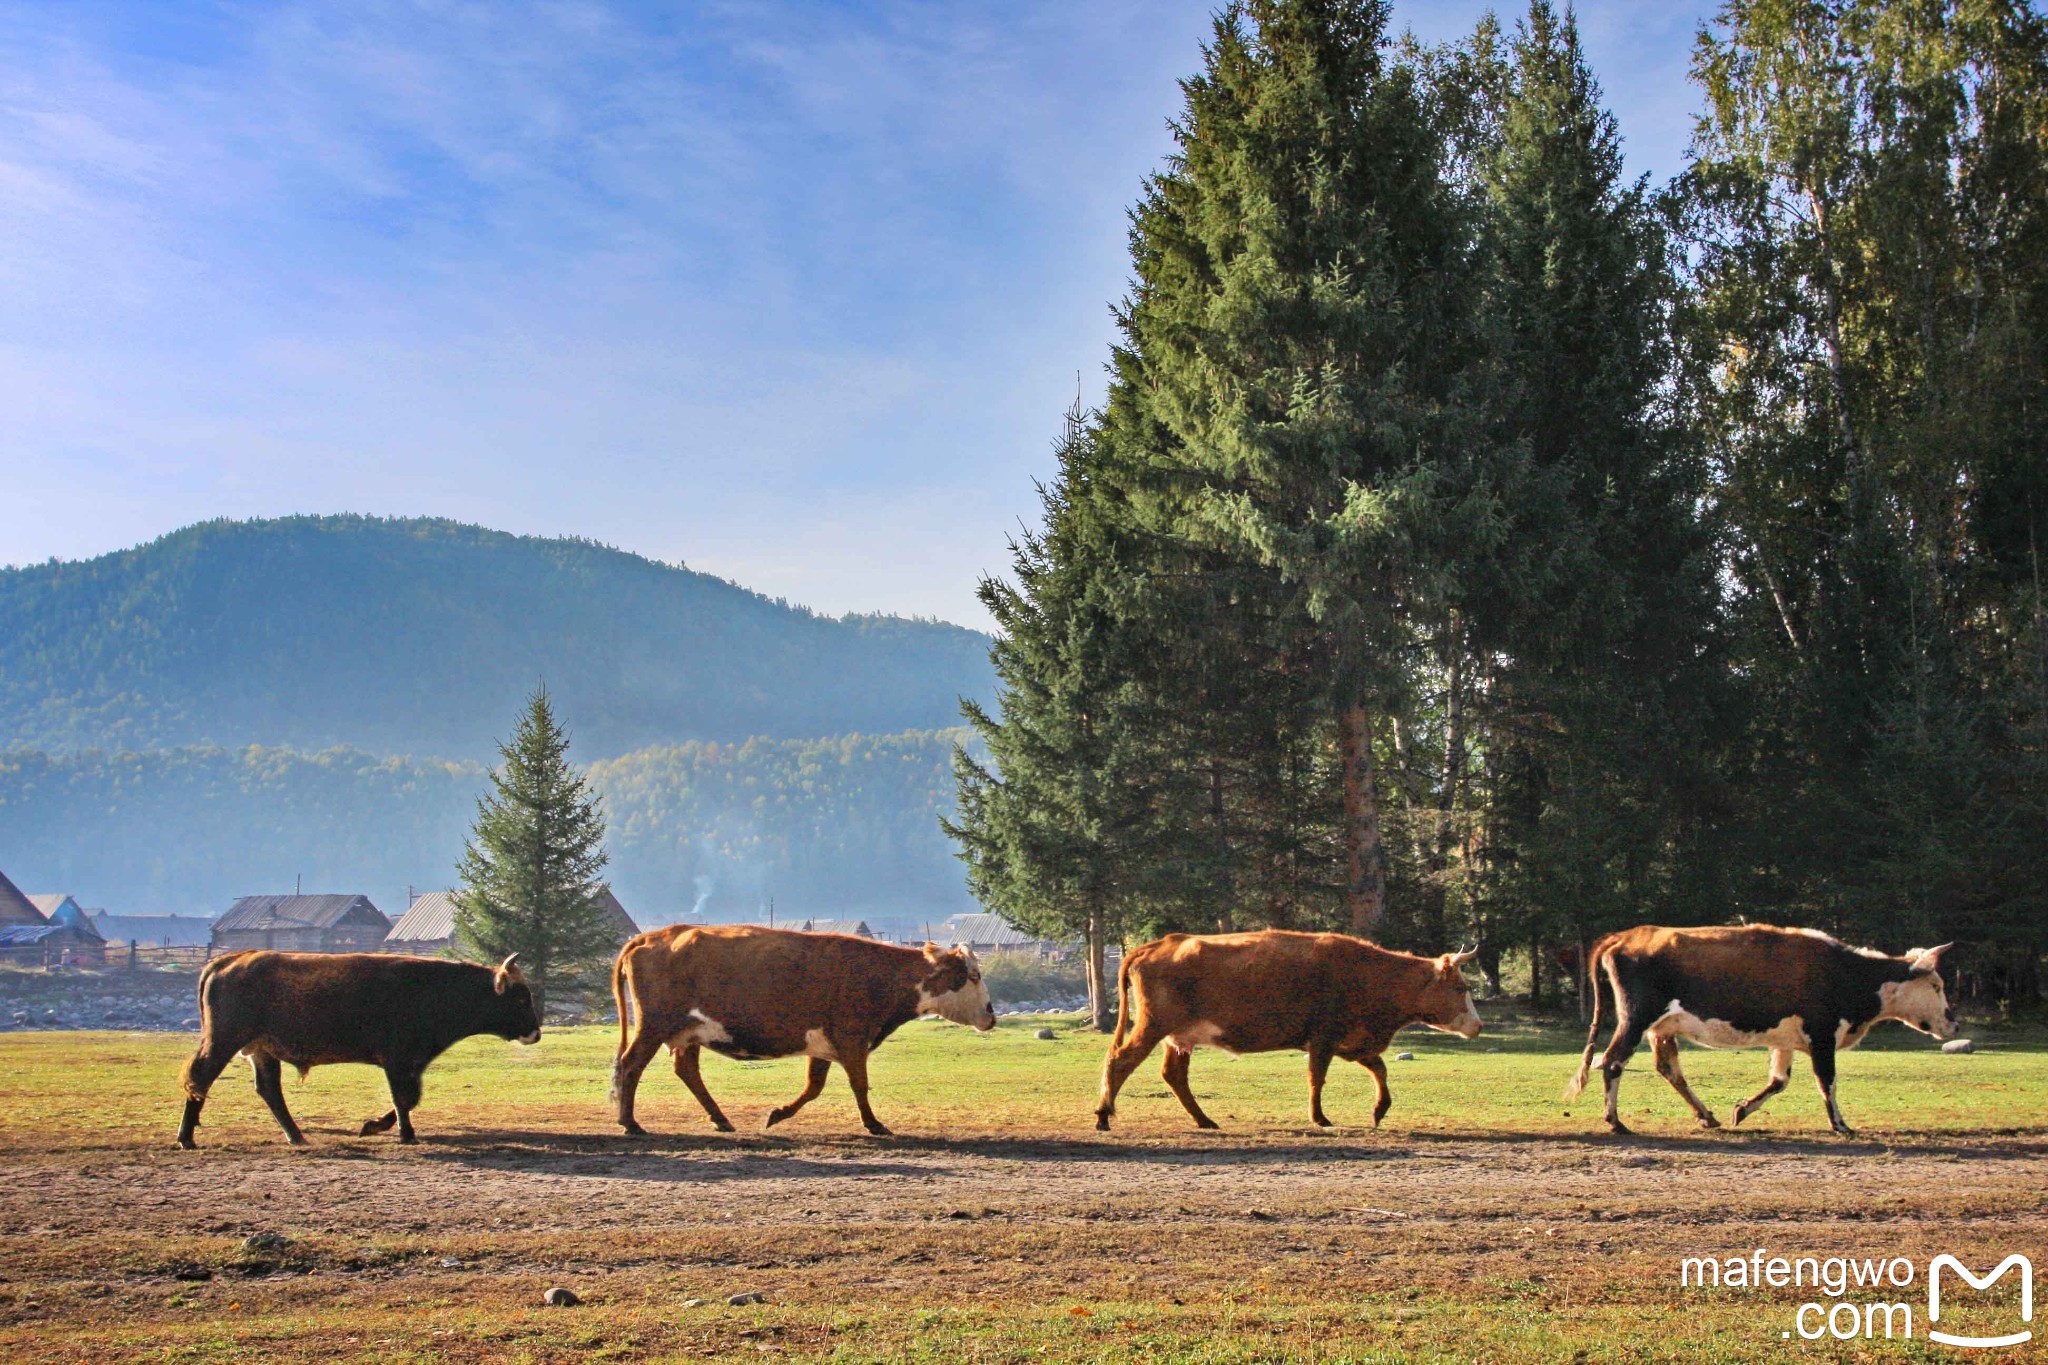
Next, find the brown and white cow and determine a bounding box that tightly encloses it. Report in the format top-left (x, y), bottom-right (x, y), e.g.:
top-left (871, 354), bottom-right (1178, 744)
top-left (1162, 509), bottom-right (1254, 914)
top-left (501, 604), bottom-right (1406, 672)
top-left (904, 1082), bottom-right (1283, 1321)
top-left (1095, 930), bottom-right (1483, 1132)
top-left (176, 950), bottom-right (541, 1148)
top-left (610, 924), bottom-right (995, 1136)
top-left (1566, 924), bottom-right (1957, 1137)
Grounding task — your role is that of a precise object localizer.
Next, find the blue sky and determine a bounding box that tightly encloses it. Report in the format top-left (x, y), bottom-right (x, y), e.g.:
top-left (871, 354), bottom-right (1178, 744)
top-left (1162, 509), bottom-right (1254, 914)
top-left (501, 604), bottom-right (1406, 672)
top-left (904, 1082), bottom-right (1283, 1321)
top-left (0, 0), bottom-right (1715, 629)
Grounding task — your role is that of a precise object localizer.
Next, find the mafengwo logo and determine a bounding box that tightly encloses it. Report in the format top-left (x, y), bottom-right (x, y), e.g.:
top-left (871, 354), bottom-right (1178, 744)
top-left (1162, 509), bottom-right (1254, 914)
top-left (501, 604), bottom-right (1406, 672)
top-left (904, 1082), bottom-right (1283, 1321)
top-left (1679, 1250), bottom-right (2032, 1346)
top-left (1928, 1254), bottom-right (2032, 1349)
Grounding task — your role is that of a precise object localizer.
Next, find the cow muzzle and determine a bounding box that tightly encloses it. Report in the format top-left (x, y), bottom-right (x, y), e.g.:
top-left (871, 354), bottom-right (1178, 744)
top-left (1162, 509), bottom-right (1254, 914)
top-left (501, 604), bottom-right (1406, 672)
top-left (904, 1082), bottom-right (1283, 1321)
top-left (518, 1028), bottom-right (542, 1045)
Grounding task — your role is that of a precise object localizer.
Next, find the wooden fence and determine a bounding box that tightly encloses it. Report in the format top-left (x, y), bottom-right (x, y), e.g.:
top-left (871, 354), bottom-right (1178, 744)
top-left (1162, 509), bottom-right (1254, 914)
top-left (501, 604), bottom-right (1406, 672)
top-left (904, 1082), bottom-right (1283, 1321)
top-left (101, 943), bottom-right (213, 971)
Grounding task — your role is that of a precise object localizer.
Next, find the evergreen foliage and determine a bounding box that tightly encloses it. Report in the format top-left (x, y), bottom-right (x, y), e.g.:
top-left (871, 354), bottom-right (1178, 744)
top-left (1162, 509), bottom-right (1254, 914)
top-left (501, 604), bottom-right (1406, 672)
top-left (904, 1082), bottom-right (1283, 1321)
top-left (454, 687), bottom-right (615, 1013)
top-left (955, 0), bottom-right (2046, 1008)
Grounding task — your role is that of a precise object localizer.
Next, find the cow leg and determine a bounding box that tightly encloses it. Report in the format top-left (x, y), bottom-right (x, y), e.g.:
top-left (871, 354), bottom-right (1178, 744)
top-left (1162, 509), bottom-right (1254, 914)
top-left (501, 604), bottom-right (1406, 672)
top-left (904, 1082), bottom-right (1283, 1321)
top-left (765, 1057), bottom-right (830, 1130)
top-left (380, 1065), bottom-right (424, 1144)
top-left (249, 1053), bottom-right (307, 1147)
top-left (1651, 1034), bottom-right (1720, 1129)
top-left (611, 1026), bottom-right (667, 1136)
top-left (1306, 1043), bottom-right (1334, 1128)
top-left (175, 1039), bottom-right (241, 1150)
top-left (1360, 1054), bottom-right (1392, 1128)
top-left (1733, 1047), bottom-right (1794, 1125)
top-left (1160, 1044), bottom-right (1219, 1131)
top-left (1595, 986), bottom-right (1660, 1136)
top-left (1095, 1023), bottom-right (1165, 1131)
top-left (673, 1043), bottom-right (736, 1132)
top-left (1809, 1039), bottom-right (1854, 1137)
top-left (837, 1050), bottom-right (890, 1136)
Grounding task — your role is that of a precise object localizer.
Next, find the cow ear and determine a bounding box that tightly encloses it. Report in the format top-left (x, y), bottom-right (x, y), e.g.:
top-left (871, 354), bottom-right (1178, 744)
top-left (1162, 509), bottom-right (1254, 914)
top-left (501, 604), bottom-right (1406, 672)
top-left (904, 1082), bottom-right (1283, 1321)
top-left (923, 941), bottom-right (942, 962)
top-left (1910, 943), bottom-right (1954, 973)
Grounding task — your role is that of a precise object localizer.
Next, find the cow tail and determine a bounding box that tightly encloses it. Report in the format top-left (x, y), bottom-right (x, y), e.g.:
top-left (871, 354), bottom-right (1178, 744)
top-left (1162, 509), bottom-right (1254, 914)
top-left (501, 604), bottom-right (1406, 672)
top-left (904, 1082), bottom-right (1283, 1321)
top-left (608, 947), bottom-right (635, 1103)
top-left (180, 956), bottom-right (226, 1101)
top-left (1109, 949), bottom-right (1136, 1048)
top-left (1565, 940), bottom-right (1613, 1100)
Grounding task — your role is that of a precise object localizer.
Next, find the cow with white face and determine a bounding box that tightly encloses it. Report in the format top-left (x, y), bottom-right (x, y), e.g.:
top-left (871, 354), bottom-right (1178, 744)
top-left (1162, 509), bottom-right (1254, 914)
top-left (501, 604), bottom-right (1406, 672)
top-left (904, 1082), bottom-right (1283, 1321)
top-left (1566, 925), bottom-right (1958, 1137)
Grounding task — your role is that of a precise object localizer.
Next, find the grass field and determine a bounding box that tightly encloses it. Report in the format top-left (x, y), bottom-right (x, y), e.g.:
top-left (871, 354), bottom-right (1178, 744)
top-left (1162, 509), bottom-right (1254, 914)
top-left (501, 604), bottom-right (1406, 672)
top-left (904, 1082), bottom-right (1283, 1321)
top-left (0, 1009), bottom-right (2042, 1362)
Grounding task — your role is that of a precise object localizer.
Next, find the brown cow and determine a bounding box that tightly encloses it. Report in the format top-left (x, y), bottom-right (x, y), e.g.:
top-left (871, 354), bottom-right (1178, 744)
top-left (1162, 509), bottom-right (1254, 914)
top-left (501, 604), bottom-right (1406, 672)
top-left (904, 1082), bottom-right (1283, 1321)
top-left (610, 924), bottom-right (995, 1136)
top-left (1566, 924), bottom-right (1957, 1136)
top-left (176, 950), bottom-right (541, 1149)
top-left (1095, 931), bottom-right (1483, 1131)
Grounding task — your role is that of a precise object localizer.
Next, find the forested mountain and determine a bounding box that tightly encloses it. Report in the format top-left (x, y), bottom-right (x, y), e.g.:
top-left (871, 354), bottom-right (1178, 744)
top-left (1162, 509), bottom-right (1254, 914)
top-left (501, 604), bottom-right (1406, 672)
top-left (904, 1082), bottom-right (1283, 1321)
top-left (0, 730), bottom-right (974, 922)
top-left (0, 516), bottom-right (994, 760)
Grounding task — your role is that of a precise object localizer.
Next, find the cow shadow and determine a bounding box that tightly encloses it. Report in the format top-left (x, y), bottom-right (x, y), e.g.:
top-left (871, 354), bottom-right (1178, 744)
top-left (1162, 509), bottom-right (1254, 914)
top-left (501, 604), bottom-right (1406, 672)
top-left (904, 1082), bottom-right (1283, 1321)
top-left (403, 1130), bottom-right (937, 1183)
top-left (357, 1121), bottom-right (2048, 1178)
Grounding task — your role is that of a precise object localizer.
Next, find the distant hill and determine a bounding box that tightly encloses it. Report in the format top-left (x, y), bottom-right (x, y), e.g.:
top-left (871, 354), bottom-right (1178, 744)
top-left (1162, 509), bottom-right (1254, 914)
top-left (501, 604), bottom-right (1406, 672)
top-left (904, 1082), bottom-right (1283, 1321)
top-left (0, 516), bottom-right (995, 759)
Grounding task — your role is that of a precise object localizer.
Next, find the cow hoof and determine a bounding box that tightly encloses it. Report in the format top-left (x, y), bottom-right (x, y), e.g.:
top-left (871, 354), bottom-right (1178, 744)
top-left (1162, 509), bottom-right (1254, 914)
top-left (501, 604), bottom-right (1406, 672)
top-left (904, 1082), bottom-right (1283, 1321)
top-left (711, 1120), bottom-right (735, 1133)
top-left (175, 1137), bottom-right (197, 1151)
top-left (620, 1121), bottom-right (649, 1137)
top-left (360, 1116), bottom-right (396, 1136)
top-left (1699, 1115), bottom-right (1722, 1130)
top-left (1732, 1107), bottom-right (1750, 1126)
top-left (1607, 1122), bottom-right (1633, 1137)
top-left (864, 1126), bottom-right (893, 1138)
top-left (1194, 1120), bottom-right (1221, 1132)
top-left (764, 1110), bottom-right (791, 1128)
top-left (1832, 1126), bottom-right (1858, 1139)
top-left (1094, 1115), bottom-right (1111, 1132)
top-left (1312, 1117), bottom-right (1332, 1129)
top-left (398, 1134), bottom-right (418, 1145)
top-left (286, 1136), bottom-right (309, 1147)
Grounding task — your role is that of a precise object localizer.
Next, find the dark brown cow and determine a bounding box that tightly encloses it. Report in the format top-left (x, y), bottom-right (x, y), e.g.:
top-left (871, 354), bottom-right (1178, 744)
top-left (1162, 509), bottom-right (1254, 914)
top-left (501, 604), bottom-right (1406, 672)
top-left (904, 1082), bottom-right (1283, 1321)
top-left (1095, 931), bottom-right (1483, 1132)
top-left (610, 925), bottom-right (995, 1136)
top-left (176, 950), bottom-right (540, 1149)
top-left (1566, 925), bottom-right (1957, 1136)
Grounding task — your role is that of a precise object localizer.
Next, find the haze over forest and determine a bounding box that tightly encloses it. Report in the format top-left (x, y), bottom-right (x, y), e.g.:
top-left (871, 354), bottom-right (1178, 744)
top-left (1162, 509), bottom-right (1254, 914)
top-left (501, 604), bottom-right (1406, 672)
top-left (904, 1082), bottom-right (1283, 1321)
top-left (0, 515), bottom-right (992, 924)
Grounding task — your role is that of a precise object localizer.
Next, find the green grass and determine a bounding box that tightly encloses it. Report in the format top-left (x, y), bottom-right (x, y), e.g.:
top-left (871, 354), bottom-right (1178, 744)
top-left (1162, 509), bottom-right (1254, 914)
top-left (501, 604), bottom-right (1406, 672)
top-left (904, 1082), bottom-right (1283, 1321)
top-left (7, 1009), bottom-right (2042, 1147)
top-left (1, 1013), bottom-right (2043, 1362)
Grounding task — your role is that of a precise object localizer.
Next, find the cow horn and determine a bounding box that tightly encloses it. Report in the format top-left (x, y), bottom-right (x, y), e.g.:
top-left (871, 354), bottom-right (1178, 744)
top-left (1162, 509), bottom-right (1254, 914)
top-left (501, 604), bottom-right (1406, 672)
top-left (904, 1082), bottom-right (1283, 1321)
top-left (1448, 946), bottom-right (1479, 967)
top-left (495, 953), bottom-right (523, 993)
top-left (1912, 942), bottom-right (1954, 970)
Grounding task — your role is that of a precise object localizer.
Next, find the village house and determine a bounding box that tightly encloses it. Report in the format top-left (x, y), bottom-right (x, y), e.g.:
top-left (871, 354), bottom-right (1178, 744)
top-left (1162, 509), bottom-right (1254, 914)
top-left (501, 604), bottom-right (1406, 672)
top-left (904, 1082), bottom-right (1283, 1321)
top-left (384, 887), bottom-right (640, 957)
top-left (0, 873), bottom-right (107, 965)
top-left (796, 918), bottom-right (874, 938)
top-left (0, 868), bottom-right (44, 928)
top-left (212, 894), bottom-right (391, 954)
top-left (90, 912), bottom-right (217, 950)
top-left (938, 912), bottom-right (1072, 958)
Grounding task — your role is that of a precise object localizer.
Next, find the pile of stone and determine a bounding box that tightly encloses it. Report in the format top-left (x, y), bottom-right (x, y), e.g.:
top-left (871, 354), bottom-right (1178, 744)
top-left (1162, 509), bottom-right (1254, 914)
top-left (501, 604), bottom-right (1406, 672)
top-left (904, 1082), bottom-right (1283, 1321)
top-left (0, 971), bottom-right (201, 1032)
top-left (995, 997), bottom-right (1090, 1017)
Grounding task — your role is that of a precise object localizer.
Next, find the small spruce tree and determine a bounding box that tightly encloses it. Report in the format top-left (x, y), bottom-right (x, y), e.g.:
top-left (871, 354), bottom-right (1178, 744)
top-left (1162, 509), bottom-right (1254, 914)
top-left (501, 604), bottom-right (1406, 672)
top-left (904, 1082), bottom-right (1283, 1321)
top-left (454, 684), bottom-right (614, 1016)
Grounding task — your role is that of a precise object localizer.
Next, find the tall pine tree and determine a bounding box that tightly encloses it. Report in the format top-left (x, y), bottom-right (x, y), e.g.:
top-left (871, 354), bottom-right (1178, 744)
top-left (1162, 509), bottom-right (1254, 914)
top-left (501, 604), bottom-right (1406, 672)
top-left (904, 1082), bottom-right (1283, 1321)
top-left (1106, 0), bottom-right (1489, 933)
top-left (455, 685), bottom-right (615, 1016)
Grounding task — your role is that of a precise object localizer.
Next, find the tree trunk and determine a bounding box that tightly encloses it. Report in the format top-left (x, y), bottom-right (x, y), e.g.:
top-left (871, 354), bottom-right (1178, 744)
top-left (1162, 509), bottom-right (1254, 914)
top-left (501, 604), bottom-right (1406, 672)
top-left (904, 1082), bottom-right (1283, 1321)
top-left (1085, 899), bottom-right (1113, 1033)
top-left (1338, 703), bottom-right (1385, 934)
top-left (1425, 615), bottom-right (1467, 953)
top-left (1528, 928), bottom-right (1544, 1009)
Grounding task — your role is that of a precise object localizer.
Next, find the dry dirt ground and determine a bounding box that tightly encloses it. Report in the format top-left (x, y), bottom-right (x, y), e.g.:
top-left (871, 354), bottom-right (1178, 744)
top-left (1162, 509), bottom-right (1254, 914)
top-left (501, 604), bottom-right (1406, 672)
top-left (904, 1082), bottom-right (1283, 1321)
top-left (0, 1025), bottom-right (2042, 1362)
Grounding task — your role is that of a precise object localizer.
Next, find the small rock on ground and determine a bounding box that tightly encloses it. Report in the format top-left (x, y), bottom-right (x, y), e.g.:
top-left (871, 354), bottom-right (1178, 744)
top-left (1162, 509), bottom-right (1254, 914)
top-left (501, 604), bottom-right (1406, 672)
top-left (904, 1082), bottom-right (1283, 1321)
top-left (544, 1286), bottom-right (581, 1307)
top-left (727, 1291), bottom-right (767, 1306)
top-left (241, 1232), bottom-right (291, 1252)
top-left (1034, 1027), bottom-right (1057, 1040)
top-left (1394, 1052), bottom-right (1416, 1061)
top-left (1942, 1038), bottom-right (1976, 1054)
